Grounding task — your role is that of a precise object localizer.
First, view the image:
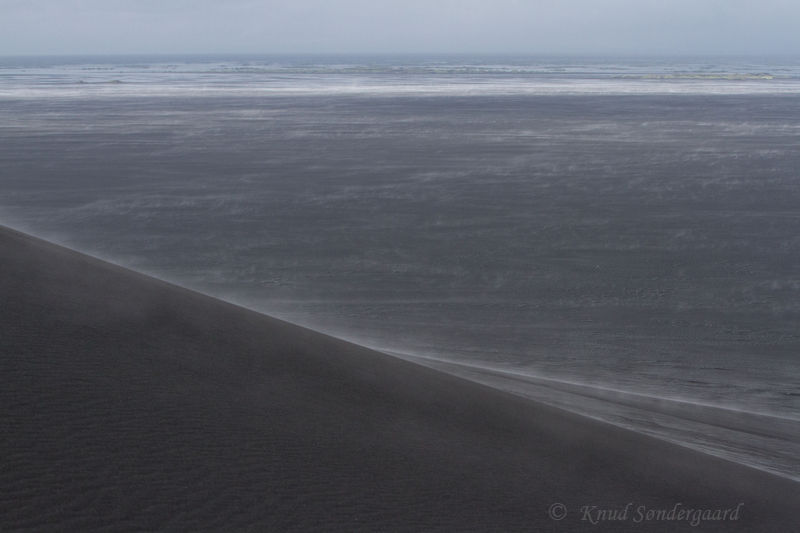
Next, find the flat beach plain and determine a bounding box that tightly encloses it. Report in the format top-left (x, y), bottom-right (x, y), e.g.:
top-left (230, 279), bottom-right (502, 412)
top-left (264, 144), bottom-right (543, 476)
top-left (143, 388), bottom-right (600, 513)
top-left (3, 88), bottom-right (800, 480)
top-left (1, 224), bottom-right (798, 531)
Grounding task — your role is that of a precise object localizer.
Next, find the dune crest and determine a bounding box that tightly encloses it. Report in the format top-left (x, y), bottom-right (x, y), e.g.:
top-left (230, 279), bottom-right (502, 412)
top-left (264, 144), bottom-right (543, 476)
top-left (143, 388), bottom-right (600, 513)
top-left (1, 225), bottom-right (797, 531)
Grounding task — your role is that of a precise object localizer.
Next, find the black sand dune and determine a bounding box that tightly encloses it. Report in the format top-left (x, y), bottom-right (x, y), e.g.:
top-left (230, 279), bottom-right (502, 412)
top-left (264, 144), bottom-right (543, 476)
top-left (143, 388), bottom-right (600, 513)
top-left (1, 225), bottom-right (797, 532)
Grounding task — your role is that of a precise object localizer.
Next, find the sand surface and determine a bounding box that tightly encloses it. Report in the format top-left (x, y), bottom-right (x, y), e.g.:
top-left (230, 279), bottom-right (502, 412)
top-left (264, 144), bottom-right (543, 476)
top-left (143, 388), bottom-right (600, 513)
top-left (1, 225), bottom-right (797, 532)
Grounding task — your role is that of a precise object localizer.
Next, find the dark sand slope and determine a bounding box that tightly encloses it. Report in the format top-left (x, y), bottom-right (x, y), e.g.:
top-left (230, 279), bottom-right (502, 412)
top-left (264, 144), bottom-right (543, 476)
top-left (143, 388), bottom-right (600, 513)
top-left (1, 225), bottom-right (797, 532)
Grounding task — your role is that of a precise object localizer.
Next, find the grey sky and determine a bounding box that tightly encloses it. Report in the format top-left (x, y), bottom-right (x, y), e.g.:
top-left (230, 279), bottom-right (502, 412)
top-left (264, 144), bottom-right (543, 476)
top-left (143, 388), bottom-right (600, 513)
top-left (1, 0), bottom-right (798, 55)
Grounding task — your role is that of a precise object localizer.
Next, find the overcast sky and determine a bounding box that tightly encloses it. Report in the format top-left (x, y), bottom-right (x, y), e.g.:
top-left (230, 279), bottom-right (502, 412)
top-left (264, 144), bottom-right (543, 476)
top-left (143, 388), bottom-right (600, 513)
top-left (1, 0), bottom-right (798, 56)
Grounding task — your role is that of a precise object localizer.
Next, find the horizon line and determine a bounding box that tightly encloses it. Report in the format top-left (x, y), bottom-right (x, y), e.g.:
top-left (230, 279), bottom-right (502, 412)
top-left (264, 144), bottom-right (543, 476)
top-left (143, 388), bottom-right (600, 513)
top-left (3, 51), bottom-right (800, 58)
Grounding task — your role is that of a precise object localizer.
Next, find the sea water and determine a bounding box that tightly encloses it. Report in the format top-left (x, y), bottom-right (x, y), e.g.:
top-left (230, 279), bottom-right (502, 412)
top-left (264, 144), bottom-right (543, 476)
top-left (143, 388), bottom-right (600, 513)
top-left (1, 54), bottom-right (799, 479)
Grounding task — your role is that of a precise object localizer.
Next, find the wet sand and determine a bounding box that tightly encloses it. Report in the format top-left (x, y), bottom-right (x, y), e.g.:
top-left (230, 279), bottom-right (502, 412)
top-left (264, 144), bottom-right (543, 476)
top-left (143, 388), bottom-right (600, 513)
top-left (1, 224), bottom-right (797, 531)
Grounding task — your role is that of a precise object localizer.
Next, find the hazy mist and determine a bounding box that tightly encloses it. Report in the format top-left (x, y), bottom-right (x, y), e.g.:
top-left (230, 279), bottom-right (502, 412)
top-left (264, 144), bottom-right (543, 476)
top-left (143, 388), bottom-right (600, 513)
top-left (2, 0), bottom-right (799, 55)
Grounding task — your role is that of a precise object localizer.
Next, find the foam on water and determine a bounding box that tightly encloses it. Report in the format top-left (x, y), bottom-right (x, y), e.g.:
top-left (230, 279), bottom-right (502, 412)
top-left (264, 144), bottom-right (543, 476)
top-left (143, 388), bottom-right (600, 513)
top-left (1, 55), bottom-right (800, 98)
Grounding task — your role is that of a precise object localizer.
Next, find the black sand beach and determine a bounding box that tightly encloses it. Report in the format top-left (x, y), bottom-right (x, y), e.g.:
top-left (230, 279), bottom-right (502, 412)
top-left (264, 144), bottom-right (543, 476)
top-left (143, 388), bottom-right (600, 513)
top-left (1, 224), bottom-right (798, 531)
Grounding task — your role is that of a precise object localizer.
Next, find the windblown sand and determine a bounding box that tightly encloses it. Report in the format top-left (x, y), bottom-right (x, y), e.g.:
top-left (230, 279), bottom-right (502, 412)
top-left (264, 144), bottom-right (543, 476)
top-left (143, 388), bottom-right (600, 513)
top-left (1, 225), bottom-right (797, 531)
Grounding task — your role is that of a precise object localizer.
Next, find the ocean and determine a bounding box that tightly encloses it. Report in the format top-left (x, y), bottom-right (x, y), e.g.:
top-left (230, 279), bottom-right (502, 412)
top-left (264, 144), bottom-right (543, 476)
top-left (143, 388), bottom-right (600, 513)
top-left (1, 54), bottom-right (798, 479)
